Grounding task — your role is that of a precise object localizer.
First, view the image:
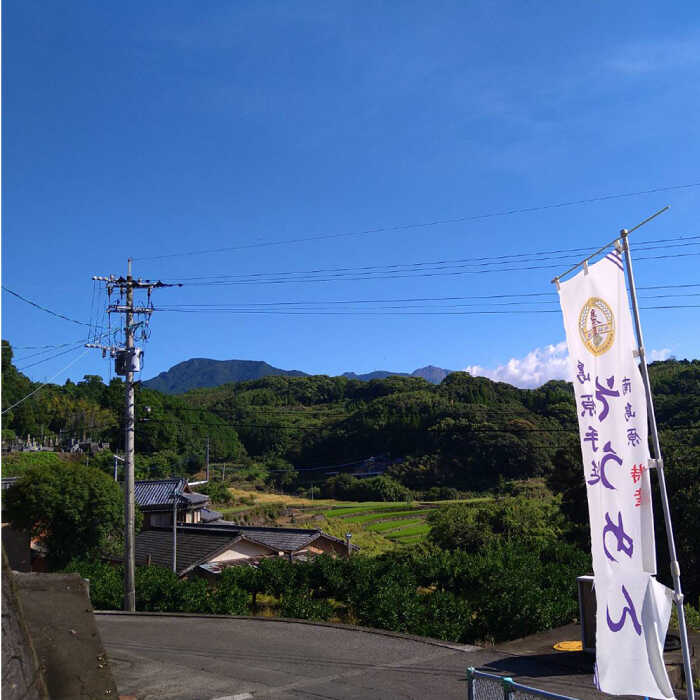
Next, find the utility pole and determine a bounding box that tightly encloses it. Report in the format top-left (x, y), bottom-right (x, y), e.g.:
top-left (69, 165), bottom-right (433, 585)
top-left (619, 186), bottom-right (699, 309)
top-left (172, 485), bottom-right (178, 574)
top-left (123, 259), bottom-right (136, 611)
top-left (88, 259), bottom-right (180, 612)
top-left (206, 436), bottom-right (210, 482)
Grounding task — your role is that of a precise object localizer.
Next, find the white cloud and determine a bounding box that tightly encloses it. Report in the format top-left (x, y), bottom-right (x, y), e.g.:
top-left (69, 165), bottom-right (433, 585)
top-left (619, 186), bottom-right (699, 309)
top-left (650, 348), bottom-right (672, 362)
top-left (465, 341), bottom-right (571, 389)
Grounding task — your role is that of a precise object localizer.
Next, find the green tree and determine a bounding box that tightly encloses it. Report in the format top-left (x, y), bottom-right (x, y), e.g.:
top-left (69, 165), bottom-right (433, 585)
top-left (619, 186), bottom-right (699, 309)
top-left (4, 461), bottom-right (135, 568)
top-left (427, 496), bottom-right (566, 552)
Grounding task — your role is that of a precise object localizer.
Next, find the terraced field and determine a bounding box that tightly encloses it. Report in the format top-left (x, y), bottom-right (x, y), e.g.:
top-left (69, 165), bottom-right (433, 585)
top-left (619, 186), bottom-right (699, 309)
top-left (217, 487), bottom-right (493, 552)
top-left (323, 502), bottom-right (435, 544)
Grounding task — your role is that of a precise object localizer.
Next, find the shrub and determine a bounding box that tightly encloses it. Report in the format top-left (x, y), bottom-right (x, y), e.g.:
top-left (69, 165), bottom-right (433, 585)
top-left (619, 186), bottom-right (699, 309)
top-left (280, 589), bottom-right (333, 621)
top-left (258, 556), bottom-right (300, 596)
top-left (354, 580), bottom-right (421, 633)
top-left (306, 554), bottom-right (348, 599)
top-left (63, 558), bottom-right (122, 610)
top-left (413, 591), bottom-right (473, 642)
top-left (199, 480), bottom-right (234, 505)
top-left (135, 565), bottom-right (183, 612)
top-left (211, 571), bottom-right (249, 615)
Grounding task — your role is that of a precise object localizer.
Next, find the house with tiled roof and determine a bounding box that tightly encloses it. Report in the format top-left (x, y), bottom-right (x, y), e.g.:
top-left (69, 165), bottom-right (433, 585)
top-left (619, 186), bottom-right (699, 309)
top-left (134, 478), bottom-right (219, 529)
top-left (125, 523), bottom-right (358, 578)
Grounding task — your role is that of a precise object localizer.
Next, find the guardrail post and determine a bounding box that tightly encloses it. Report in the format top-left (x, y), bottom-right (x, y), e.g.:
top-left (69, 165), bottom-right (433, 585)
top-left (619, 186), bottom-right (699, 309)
top-left (502, 676), bottom-right (515, 700)
top-left (466, 667), bottom-right (475, 700)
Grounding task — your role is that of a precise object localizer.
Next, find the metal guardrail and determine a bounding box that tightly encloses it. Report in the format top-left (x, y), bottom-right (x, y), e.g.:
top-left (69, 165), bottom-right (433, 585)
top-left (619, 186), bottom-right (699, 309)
top-left (466, 668), bottom-right (581, 700)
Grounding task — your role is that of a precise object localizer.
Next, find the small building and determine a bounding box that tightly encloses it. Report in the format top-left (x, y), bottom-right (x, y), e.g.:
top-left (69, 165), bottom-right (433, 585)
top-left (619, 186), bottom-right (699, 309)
top-left (193, 523), bottom-right (357, 559)
top-left (127, 523), bottom-right (358, 578)
top-left (134, 478), bottom-right (213, 529)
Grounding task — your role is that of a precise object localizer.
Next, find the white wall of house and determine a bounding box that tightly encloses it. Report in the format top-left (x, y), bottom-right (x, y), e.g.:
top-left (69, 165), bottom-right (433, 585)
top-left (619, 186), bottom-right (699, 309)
top-left (212, 540), bottom-right (274, 562)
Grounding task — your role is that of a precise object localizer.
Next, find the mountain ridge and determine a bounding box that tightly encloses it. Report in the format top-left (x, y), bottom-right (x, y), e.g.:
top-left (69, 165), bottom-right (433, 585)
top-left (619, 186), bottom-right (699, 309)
top-left (142, 358), bottom-right (454, 394)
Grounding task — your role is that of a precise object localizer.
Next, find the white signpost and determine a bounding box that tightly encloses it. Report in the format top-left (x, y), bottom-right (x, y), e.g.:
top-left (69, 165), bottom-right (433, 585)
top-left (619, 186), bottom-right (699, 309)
top-left (553, 209), bottom-right (694, 699)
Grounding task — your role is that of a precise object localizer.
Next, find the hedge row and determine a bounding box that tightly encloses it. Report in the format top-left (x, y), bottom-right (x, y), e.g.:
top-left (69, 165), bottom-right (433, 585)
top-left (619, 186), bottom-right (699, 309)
top-left (66, 538), bottom-right (589, 644)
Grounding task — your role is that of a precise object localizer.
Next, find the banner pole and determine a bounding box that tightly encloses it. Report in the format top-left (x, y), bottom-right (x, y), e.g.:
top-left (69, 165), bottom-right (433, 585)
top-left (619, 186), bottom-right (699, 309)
top-left (620, 229), bottom-right (695, 699)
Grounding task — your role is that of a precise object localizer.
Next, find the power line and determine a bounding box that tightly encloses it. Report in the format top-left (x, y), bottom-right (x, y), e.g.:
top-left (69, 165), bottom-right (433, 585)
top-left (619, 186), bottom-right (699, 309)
top-left (153, 303), bottom-right (700, 317)
top-left (148, 282), bottom-right (700, 311)
top-left (155, 292), bottom-right (700, 313)
top-left (2, 286), bottom-right (93, 327)
top-left (164, 236), bottom-right (700, 283)
top-left (17, 341), bottom-right (100, 372)
top-left (14, 329), bottom-right (120, 368)
top-left (167, 250), bottom-right (700, 287)
top-left (134, 181), bottom-right (700, 262)
top-left (2, 339), bottom-right (89, 350)
top-left (1, 350), bottom-right (91, 415)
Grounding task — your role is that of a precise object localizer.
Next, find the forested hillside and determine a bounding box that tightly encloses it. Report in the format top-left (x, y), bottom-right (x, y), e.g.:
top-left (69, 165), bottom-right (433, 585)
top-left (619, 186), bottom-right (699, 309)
top-left (5, 340), bottom-right (699, 608)
top-left (3, 340), bottom-right (698, 496)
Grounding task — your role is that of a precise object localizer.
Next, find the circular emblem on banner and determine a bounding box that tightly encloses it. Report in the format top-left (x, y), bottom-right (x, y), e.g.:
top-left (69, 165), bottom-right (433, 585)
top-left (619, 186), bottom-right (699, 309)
top-left (578, 297), bottom-right (615, 356)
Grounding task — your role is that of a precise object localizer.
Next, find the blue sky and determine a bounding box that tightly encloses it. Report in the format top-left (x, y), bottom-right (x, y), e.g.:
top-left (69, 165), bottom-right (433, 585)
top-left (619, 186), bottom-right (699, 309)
top-left (3, 1), bottom-right (700, 388)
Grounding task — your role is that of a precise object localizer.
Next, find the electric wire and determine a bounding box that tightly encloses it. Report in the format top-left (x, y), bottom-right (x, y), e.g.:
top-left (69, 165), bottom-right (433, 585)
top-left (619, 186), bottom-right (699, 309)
top-left (164, 236), bottom-right (700, 284)
top-left (150, 282), bottom-right (700, 310)
top-left (133, 181), bottom-right (700, 262)
top-left (1, 349), bottom-right (92, 415)
top-left (2, 286), bottom-right (93, 327)
top-left (165, 251), bottom-right (700, 287)
top-left (154, 292), bottom-right (700, 312)
top-left (152, 304), bottom-right (700, 317)
top-left (2, 340), bottom-right (90, 350)
top-left (14, 329), bottom-right (120, 370)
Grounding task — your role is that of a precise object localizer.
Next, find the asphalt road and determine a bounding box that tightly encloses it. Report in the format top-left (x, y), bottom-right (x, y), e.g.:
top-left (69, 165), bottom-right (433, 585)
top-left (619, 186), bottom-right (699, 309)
top-left (95, 614), bottom-right (613, 700)
top-left (96, 614), bottom-right (485, 700)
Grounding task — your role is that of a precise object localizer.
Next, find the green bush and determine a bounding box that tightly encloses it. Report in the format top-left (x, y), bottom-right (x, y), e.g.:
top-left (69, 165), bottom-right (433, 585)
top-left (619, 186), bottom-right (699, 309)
top-left (212, 572), bottom-right (249, 615)
top-left (306, 554), bottom-right (348, 599)
top-left (258, 556), bottom-right (301, 596)
top-left (199, 480), bottom-right (234, 505)
top-left (413, 591), bottom-right (473, 642)
top-left (280, 589), bottom-right (333, 621)
top-left (63, 558), bottom-right (122, 610)
top-left (463, 540), bottom-right (589, 642)
top-left (62, 536), bottom-right (590, 645)
top-left (135, 565), bottom-right (183, 612)
top-left (354, 580), bottom-right (422, 633)
top-left (321, 474), bottom-right (413, 502)
top-left (427, 495), bottom-right (565, 553)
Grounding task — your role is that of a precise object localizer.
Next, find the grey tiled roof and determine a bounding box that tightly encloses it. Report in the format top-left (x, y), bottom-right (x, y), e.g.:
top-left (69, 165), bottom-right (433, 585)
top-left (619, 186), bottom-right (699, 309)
top-left (134, 479), bottom-right (209, 512)
top-left (131, 527), bottom-right (239, 576)
top-left (134, 478), bottom-right (184, 510)
top-left (182, 491), bottom-right (208, 506)
top-left (200, 508), bottom-right (222, 523)
top-left (238, 528), bottom-right (320, 552)
top-left (178, 523), bottom-right (358, 552)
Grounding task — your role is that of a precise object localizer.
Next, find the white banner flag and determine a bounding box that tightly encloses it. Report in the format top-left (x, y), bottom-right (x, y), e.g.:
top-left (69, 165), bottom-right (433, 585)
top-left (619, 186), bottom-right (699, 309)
top-left (557, 249), bottom-right (674, 699)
